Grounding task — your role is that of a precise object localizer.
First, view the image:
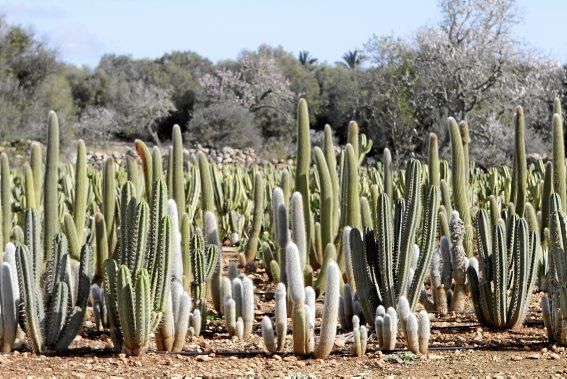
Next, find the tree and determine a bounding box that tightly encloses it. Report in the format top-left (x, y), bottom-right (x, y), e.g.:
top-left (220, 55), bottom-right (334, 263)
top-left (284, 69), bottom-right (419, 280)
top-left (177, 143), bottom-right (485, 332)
top-left (338, 50), bottom-right (366, 70)
top-left (199, 50), bottom-right (297, 144)
top-left (0, 16), bottom-right (64, 141)
top-left (187, 104), bottom-right (261, 150)
top-left (363, 0), bottom-right (561, 160)
top-left (298, 50), bottom-right (318, 66)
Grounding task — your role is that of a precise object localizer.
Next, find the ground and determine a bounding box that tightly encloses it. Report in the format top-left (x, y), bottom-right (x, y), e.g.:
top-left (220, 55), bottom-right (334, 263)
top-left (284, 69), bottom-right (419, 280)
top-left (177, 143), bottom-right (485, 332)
top-left (1, 267), bottom-right (562, 378)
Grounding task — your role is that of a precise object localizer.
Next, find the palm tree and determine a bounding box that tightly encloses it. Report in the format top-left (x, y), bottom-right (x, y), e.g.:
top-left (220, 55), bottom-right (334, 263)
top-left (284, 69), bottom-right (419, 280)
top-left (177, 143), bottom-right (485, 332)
top-left (298, 50), bottom-right (318, 66)
top-left (338, 50), bottom-right (366, 70)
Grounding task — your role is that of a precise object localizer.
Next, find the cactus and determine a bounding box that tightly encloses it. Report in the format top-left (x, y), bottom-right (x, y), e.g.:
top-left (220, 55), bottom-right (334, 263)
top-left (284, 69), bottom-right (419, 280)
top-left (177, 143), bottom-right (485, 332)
top-left (448, 117), bottom-right (473, 257)
top-left (262, 316), bottom-right (276, 354)
top-left (291, 192), bottom-right (307, 269)
top-left (190, 230), bottom-right (219, 325)
top-left (468, 209), bottom-right (538, 329)
top-left (244, 173), bottom-right (264, 263)
top-left (553, 112), bottom-right (566, 211)
top-left (418, 310), bottom-right (430, 355)
top-left (350, 159), bottom-right (439, 320)
top-left (102, 158), bottom-right (116, 253)
top-left (242, 276), bottom-right (255, 339)
top-left (323, 125), bottom-right (340, 238)
top-left (16, 232), bottom-right (94, 353)
top-left (428, 133), bottom-right (440, 189)
top-left (225, 297), bottom-right (236, 336)
top-left (543, 194), bottom-right (567, 343)
top-left (420, 236), bottom-right (453, 314)
top-left (1, 153), bottom-right (12, 254)
top-left (295, 99), bottom-right (313, 265)
top-left (91, 283), bottom-right (107, 331)
top-left (0, 257), bottom-right (17, 352)
top-left (171, 125), bottom-right (186, 223)
top-left (513, 106), bottom-right (527, 215)
top-left (449, 211), bottom-right (468, 312)
top-left (103, 180), bottom-right (173, 355)
top-left (286, 242), bottom-right (306, 355)
top-left (275, 282), bottom-right (287, 351)
top-left (43, 111), bottom-right (60, 261)
top-left (313, 260), bottom-right (340, 359)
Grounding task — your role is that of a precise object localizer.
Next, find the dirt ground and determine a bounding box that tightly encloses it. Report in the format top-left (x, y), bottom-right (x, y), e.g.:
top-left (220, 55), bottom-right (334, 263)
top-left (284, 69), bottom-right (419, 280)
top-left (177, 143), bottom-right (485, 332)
top-left (1, 284), bottom-right (562, 378)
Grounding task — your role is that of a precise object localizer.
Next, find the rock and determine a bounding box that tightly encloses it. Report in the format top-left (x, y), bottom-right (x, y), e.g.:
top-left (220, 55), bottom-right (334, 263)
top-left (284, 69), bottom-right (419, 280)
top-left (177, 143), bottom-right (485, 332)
top-left (527, 354), bottom-right (541, 360)
top-left (428, 354), bottom-right (444, 360)
top-left (196, 355), bottom-right (212, 362)
top-left (511, 355), bottom-right (523, 361)
top-left (549, 353), bottom-right (561, 360)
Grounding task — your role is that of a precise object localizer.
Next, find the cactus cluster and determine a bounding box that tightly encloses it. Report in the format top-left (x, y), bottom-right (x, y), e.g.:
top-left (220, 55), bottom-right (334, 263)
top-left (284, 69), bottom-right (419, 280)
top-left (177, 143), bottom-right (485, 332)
top-left (349, 159), bottom-right (440, 321)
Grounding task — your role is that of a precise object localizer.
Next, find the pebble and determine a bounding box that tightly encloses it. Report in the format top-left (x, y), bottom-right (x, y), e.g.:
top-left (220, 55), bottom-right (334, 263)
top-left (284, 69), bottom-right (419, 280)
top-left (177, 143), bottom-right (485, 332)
top-left (527, 354), bottom-right (541, 360)
top-left (549, 353), bottom-right (561, 360)
top-left (196, 355), bottom-right (212, 362)
top-left (511, 355), bottom-right (523, 361)
top-left (428, 354), bottom-right (444, 360)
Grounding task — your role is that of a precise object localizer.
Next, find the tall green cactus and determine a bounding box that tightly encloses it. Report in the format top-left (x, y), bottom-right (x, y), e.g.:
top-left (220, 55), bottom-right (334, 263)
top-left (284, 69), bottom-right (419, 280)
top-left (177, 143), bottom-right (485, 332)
top-left (171, 125), bottom-right (185, 223)
top-left (16, 232), bottom-right (94, 353)
top-left (553, 112), bottom-right (566, 211)
top-left (350, 159), bottom-right (439, 321)
top-left (190, 230), bottom-right (219, 322)
top-left (103, 179), bottom-right (173, 355)
top-left (43, 111), bottom-right (59, 261)
top-left (73, 140), bottom-right (88, 243)
top-left (295, 99), bottom-right (312, 262)
top-left (513, 106), bottom-right (527, 216)
top-left (468, 209), bottom-right (539, 329)
top-left (323, 125), bottom-right (340, 236)
top-left (244, 172), bottom-right (264, 263)
top-left (448, 117), bottom-right (473, 257)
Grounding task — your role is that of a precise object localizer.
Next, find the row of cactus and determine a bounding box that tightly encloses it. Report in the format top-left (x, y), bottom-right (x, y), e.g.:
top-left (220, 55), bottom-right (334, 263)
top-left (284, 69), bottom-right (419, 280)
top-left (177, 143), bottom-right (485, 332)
top-left (3, 93), bottom-right (567, 360)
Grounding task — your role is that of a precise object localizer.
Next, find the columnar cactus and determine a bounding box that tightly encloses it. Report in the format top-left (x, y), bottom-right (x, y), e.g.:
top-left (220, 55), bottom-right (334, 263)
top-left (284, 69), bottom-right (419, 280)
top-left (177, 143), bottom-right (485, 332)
top-left (286, 242), bottom-right (306, 355)
top-left (43, 111), bottom-right (60, 260)
top-left (448, 117), bottom-right (473, 257)
top-left (275, 282), bottom-right (287, 351)
top-left (513, 106), bottom-right (527, 216)
top-left (0, 244), bottom-right (18, 352)
top-left (314, 261), bottom-right (340, 359)
top-left (16, 232), bottom-right (94, 353)
top-left (542, 194), bottom-right (567, 343)
top-left (553, 107), bottom-right (566, 211)
top-left (295, 99), bottom-right (313, 263)
top-left (449, 211), bottom-right (468, 312)
top-left (190, 230), bottom-right (219, 325)
top-left (244, 173), bottom-right (264, 263)
top-left (350, 159), bottom-right (439, 321)
top-left (103, 180), bottom-right (173, 355)
top-left (468, 208), bottom-right (539, 330)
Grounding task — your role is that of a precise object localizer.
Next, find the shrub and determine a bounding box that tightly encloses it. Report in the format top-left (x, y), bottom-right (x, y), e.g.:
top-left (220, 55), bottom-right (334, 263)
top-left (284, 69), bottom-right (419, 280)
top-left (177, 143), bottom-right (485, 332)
top-left (187, 104), bottom-right (262, 150)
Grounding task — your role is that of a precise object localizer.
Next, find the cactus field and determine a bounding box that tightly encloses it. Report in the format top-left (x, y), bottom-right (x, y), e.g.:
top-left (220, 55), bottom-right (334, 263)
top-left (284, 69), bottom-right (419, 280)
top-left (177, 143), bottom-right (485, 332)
top-left (1, 99), bottom-right (567, 376)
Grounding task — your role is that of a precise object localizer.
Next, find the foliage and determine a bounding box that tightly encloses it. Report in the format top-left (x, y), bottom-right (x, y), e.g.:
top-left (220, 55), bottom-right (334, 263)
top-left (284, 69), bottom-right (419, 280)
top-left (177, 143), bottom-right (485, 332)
top-left (187, 103), bottom-right (262, 150)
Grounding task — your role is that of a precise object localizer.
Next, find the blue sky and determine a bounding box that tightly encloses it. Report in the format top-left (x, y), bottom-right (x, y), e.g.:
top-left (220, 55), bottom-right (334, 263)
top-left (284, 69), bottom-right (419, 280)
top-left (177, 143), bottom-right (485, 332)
top-left (0, 0), bottom-right (565, 67)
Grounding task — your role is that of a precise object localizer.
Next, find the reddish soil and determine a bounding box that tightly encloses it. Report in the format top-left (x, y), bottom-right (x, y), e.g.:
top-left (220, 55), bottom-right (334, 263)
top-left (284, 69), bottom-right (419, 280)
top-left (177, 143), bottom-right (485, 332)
top-left (0, 279), bottom-right (561, 378)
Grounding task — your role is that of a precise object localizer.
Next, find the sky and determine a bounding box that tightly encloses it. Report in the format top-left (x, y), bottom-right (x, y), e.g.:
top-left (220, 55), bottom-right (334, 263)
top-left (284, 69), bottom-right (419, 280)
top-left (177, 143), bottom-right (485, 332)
top-left (0, 0), bottom-right (565, 68)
